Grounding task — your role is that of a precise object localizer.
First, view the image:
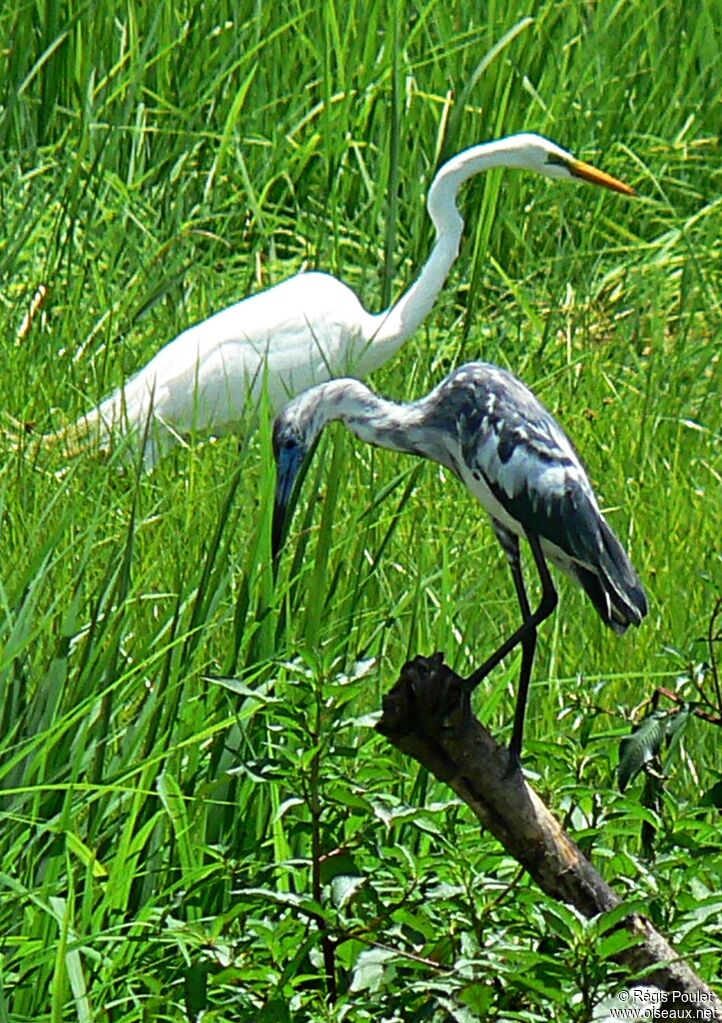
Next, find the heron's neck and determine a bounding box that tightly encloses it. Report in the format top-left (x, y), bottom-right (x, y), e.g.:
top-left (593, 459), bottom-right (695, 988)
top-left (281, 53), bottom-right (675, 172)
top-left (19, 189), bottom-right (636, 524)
top-left (367, 137), bottom-right (532, 359)
top-left (316, 381), bottom-right (444, 464)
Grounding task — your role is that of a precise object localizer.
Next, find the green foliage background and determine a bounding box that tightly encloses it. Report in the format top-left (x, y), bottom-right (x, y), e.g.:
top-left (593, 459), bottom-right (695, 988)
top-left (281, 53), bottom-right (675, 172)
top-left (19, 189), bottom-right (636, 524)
top-left (1, 1), bottom-right (721, 1020)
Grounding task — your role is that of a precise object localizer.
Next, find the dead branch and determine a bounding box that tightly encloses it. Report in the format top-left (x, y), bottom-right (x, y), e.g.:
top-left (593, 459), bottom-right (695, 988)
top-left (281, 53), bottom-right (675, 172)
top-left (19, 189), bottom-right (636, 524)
top-left (376, 653), bottom-right (722, 1021)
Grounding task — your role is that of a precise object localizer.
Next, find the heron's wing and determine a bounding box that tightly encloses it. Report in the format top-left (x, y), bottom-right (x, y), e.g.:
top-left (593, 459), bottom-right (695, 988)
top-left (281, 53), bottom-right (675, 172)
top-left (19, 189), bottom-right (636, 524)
top-left (450, 366), bottom-right (646, 626)
top-left (449, 367), bottom-right (590, 550)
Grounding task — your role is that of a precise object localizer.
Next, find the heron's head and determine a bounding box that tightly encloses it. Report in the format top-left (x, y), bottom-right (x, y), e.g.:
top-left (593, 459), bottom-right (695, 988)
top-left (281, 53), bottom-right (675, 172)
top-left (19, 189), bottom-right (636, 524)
top-left (271, 377), bottom-right (384, 561)
top-left (272, 413), bottom-right (313, 561)
top-left (271, 386), bottom-right (332, 561)
top-left (504, 133), bottom-right (636, 196)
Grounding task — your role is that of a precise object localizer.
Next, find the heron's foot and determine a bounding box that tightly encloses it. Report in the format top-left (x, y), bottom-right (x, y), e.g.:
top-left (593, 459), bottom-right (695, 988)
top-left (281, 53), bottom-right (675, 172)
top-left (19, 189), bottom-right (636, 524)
top-left (503, 744), bottom-right (523, 779)
top-left (455, 674), bottom-right (476, 695)
top-left (458, 658), bottom-right (497, 694)
top-left (458, 669), bottom-right (526, 777)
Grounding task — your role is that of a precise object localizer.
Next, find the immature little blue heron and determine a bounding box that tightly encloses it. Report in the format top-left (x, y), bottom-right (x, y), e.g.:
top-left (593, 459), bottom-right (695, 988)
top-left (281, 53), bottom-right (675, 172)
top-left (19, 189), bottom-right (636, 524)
top-left (34, 134), bottom-right (633, 469)
top-left (271, 364), bottom-right (647, 770)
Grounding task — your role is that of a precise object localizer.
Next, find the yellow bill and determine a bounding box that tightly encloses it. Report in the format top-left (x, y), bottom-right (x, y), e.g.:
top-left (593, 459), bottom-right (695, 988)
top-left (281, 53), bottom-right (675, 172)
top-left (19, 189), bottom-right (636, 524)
top-left (570, 158), bottom-right (637, 196)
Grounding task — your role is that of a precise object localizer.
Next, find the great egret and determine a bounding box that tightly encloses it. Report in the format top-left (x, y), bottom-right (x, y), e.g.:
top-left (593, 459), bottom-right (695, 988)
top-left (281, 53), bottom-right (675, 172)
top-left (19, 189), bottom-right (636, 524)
top-left (34, 134), bottom-right (634, 469)
top-left (271, 363), bottom-right (647, 769)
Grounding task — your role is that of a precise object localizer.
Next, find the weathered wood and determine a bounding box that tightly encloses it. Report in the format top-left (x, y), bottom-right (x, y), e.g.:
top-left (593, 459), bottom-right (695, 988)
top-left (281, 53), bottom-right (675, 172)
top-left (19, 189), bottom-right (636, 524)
top-left (376, 653), bottom-right (722, 1021)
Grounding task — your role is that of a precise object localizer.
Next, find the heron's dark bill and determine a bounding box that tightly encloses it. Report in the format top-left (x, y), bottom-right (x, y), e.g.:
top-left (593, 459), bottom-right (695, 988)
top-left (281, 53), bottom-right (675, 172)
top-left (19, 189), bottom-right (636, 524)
top-left (569, 158), bottom-right (637, 197)
top-left (271, 443), bottom-right (306, 560)
top-left (271, 497), bottom-right (289, 562)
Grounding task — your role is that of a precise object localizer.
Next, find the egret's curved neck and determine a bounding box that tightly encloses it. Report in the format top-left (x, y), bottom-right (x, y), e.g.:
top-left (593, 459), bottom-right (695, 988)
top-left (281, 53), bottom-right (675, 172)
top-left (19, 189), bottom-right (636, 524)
top-left (367, 137), bottom-right (533, 359)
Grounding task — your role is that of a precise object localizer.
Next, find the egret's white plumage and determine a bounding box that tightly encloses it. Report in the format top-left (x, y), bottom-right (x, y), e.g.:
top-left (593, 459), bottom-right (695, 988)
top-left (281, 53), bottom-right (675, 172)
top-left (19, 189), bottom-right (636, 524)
top-left (35, 134), bottom-right (634, 469)
top-left (271, 363), bottom-right (647, 767)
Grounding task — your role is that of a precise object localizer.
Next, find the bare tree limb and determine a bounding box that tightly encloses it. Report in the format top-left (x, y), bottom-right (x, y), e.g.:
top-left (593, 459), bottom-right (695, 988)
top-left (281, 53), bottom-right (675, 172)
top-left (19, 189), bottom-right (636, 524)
top-left (376, 653), bottom-right (722, 1021)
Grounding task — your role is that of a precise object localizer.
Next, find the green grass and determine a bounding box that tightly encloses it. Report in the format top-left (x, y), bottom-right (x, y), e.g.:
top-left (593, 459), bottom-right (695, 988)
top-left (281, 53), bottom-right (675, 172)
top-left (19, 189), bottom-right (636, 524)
top-left (2, 1), bottom-right (722, 1019)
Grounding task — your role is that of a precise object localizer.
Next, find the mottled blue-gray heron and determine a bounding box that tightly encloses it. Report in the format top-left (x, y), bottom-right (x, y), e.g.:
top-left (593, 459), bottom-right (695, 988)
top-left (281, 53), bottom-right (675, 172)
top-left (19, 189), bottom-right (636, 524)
top-left (271, 363), bottom-right (647, 770)
top-left (31, 135), bottom-right (633, 469)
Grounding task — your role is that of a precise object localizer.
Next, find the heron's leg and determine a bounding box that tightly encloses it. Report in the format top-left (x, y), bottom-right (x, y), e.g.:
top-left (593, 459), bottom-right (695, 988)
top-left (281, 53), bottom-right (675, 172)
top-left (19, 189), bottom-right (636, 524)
top-left (506, 547), bottom-right (537, 772)
top-left (486, 524), bottom-right (538, 761)
top-left (462, 532), bottom-right (557, 766)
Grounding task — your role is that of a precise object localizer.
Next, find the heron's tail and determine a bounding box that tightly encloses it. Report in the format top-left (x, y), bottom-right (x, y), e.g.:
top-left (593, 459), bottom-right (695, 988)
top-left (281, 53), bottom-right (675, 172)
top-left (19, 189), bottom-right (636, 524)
top-left (573, 518), bottom-right (648, 634)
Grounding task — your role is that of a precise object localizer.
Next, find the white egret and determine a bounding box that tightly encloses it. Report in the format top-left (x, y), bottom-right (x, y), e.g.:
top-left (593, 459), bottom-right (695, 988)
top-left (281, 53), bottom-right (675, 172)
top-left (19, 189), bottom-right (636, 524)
top-left (35, 134), bottom-right (634, 469)
top-left (271, 363), bottom-right (647, 769)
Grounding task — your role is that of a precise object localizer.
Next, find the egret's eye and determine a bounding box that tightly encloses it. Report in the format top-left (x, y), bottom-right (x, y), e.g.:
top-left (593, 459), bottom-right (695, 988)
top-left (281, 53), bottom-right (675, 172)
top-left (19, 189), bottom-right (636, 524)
top-left (545, 153), bottom-right (569, 169)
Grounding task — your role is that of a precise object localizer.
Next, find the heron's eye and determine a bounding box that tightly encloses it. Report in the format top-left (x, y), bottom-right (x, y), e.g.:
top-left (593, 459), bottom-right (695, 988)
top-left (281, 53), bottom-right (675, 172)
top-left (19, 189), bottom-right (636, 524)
top-left (283, 438), bottom-right (297, 451)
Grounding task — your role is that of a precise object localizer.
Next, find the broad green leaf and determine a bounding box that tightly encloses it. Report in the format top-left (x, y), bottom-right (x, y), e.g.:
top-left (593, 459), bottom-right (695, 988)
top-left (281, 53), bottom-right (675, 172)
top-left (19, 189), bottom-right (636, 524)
top-left (618, 710), bottom-right (669, 791)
